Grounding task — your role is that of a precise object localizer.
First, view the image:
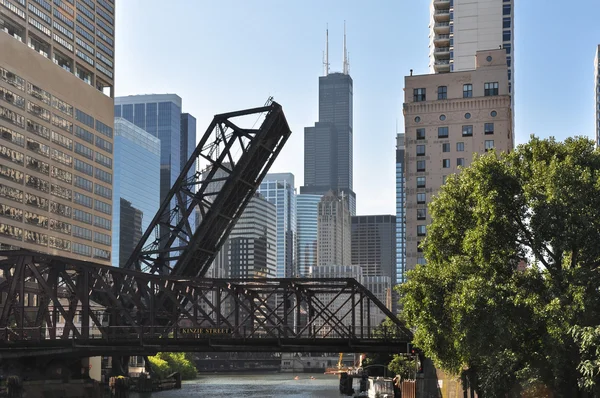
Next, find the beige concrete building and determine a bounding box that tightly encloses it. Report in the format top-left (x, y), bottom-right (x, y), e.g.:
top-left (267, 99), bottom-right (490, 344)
top-left (403, 49), bottom-right (513, 270)
top-left (317, 191), bottom-right (351, 267)
top-left (0, 0), bottom-right (115, 264)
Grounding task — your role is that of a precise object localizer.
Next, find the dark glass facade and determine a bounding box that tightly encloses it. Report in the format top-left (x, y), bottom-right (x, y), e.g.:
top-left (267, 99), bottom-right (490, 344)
top-left (301, 72), bottom-right (356, 215)
top-left (396, 133), bottom-right (406, 284)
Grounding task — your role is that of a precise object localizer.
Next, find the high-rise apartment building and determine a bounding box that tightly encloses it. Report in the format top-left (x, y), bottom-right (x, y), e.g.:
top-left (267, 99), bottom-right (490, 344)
top-left (404, 49), bottom-right (513, 272)
top-left (296, 193), bottom-right (321, 277)
top-left (111, 118), bottom-right (160, 267)
top-left (317, 191), bottom-right (351, 267)
top-left (301, 28), bottom-right (356, 215)
top-left (595, 45), bottom-right (600, 147)
top-left (258, 173), bottom-right (296, 278)
top-left (0, 0), bottom-right (115, 263)
top-left (430, 0), bottom-right (514, 93)
top-left (218, 192), bottom-right (277, 279)
top-left (395, 133), bottom-right (406, 284)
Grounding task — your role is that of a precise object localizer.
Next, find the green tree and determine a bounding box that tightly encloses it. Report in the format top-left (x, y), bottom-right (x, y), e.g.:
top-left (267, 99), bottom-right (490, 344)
top-left (400, 136), bottom-right (600, 397)
top-left (147, 352), bottom-right (197, 380)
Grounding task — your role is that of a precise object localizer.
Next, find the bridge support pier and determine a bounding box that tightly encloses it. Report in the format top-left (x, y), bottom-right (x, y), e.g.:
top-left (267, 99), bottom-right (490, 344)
top-left (110, 356), bottom-right (130, 377)
top-left (6, 376), bottom-right (23, 398)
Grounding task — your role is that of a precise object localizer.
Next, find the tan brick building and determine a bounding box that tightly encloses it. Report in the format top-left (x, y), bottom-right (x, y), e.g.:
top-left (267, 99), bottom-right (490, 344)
top-left (0, 0), bottom-right (115, 264)
top-left (403, 49), bottom-right (513, 271)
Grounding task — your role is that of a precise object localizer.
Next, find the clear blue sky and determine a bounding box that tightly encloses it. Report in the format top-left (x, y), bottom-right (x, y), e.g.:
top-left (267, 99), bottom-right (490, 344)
top-left (114, 0), bottom-right (599, 216)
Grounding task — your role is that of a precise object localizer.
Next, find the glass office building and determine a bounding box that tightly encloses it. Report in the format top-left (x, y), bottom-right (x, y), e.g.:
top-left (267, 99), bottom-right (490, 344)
top-left (180, 113), bottom-right (197, 185)
top-left (296, 194), bottom-right (321, 277)
top-left (112, 118), bottom-right (160, 267)
top-left (258, 173), bottom-right (296, 278)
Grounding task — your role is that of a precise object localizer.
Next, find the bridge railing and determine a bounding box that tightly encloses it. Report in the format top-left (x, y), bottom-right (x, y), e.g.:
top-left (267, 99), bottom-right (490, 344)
top-left (0, 325), bottom-right (408, 343)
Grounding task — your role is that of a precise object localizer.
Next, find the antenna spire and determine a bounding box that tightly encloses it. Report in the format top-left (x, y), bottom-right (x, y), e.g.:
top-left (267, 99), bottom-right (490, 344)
top-left (323, 24), bottom-right (330, 76)
top-left (343, 21), bottom-right (349, 75)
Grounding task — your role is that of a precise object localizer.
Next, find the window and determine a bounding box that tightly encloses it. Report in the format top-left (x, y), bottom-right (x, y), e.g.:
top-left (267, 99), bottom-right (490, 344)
top-left (74, 159), bottom-right (93, 176)
top-left (442, 159), bottom-right (450, 168)
top-left (93, 247), bottom-right (110, 260)
top-left (74, 142), bottom-right (93, 159)
top-left (437, 86), bottom-right (447, 100)
top-left (95, 135), bottom-right (112, 153)
top-left (456, 142), bottom-right (465, 152)
top-left (95, 151), bottom-right (112, 169)
top-left (504, 43), bottom-right (511, 55)
top-left (94, 215), bottom-right (111, 230)
top-left (51, 130), bottom-right (72, 150)
top-left (74, 175), bottom-right (93, 192)
top-left (457, 158), bottom-right (465, 167)
top-left (485, 140), bottom-right (494, 151)
top-left (25, 174), bottom-right (50, 193)
top-left (484, 82), bottom-right (499, 96)
top-left (50, 183), bottom-right (72, 201)
top-left (416, 128), bottom-right (425, 140)
top-left (49, 218), bottom-right (71, 235)
top-left (417, 160), bottom-right (426, 172)
top-left (438, 126), bottom-right (448, 138)
top-left (95, 168), bottom-right (112, 184)
top-left (413, 88), bottom-right (426, 102)
top-left (26, 155), bottom-right (49, 175)
top-left (417, 177), bottom-right (425, 188)
top-left (75, 108), bottom-right (94, 128)
top-left (74, 191), bottom-right (93, 208)
top-left (503, 4), bottom-right (511, 15)
top-left (503, 31), bottom-right (511, 42)
top-left (94, 199), bottom-right (111, 215)
top-left (94, 184), bottom-right (111, 199)
top-left (462, 125), bottom-right (473, 137)
top-left (75, 126), bottom-right (94, 144)
top-left (51, 148), bottom-right (72, 167)
top-left (416, 145), bottom-right (425, 156)
top-left (417, 257), bottom-right (426, 265)
top-left (417, 209), bottom-right (426, 220)
top-left (485, 123), bottom-right (494, 135)
top-left (49, 236), bottom-right (71, 251)
top-left (417, 241), bottom-right (423, 253)
top-left (25, 192), bottom-right (48, 210)
top-left (73, 209), bottom-right (92, 224)
top-left (72, 242), bottom-right (92, 257)
top-left (463, 84), bottom-right (473, 98)
top-left (442, 143), bottom-right (450, 152)
top-left (465, 113), bottom-right (471, 120)
top-left (417, 225), bottom-right (427, 236)
top-left (417, 193), bottom-right (426, 204)
top-left (490, 111), bottom-right (497, 118)
top-left (95, 120), bottom-right (112, 138)
top-left (94, 231), bottom-right (111, 246)
top-left (73, 225), bottom-right (92, 240)
top-left (442, 175), bottom-right (448, 184)
top-left (50, 201), bottom-right (71, 218)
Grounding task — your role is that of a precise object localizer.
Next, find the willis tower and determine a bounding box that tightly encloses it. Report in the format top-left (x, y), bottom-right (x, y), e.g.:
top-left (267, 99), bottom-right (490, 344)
top-left (301, 24), bottom-right (356, 215)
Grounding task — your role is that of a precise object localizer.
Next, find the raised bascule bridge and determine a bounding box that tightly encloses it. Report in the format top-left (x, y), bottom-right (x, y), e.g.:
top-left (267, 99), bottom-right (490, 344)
top-left (0, 100), bottom-right (412, 379)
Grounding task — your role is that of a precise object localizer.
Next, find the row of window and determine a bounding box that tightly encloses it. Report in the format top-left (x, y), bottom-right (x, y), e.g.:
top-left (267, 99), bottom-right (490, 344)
top-left (416, 122), bottom-right (495, 140)
top-left (413, 82), bottom-right (499, 102)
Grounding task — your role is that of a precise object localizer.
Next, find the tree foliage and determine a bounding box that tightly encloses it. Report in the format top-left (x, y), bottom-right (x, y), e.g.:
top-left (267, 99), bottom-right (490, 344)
top-left (147, 352), bottom-right (197, 380)
top-left (399, 136), bottom-right (600, 397)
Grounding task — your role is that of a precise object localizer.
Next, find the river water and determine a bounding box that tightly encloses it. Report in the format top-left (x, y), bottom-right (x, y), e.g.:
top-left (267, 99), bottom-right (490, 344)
top-left (131, 373), bottom-right (342, 397)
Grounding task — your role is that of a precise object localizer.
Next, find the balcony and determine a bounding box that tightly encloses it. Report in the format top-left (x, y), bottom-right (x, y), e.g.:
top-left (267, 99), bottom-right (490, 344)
top-left (433, 22), bottom-right (450, 34)
top-left (434, 47), bottom-right (450, 59)
top-left (434, 60), bottom-right (450, 73)
top-left (433, 9), bottom-right (450, 22)
top-left (433, 0), bottom-right (451, 9)
top-left (433, 34), bottom-right (450, 46)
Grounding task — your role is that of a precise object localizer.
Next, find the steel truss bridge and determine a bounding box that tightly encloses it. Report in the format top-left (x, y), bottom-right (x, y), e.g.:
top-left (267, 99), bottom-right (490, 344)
top-left (0, 101), bottom-right (412, 367)
top-left (0, 251), bottom-right (411, 360)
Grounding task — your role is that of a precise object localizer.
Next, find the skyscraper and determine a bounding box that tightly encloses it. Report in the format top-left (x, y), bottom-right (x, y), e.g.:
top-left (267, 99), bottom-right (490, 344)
top-left (114, 94), bottom-right (184, 204)
top-left (396, 133), bottom-right (406, 284)
top-left (180, 113), bottom-right (197, 184)
top-left (258, 173), bottom-right (296, 278)
top-left (301, 26), bottom-right (356, 215)
top-left (317, 191), bottom-right (351, 267)
top-left (0, 0), bottom-right (115, 264)
top-left (404, 49), bottom-right (513, 272)
top-left (430, 0), bottom-right (514, 93)
top-left (595, 45), bottom-right (600, 147)
top-left (351, 215), bottom-right (396, 279)
top-left (112, 118), bottom-right (160, 267)
top-left (217, 192), bottom-right (277, 279)
top-left (296, 193), bottom-right (321, 277)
